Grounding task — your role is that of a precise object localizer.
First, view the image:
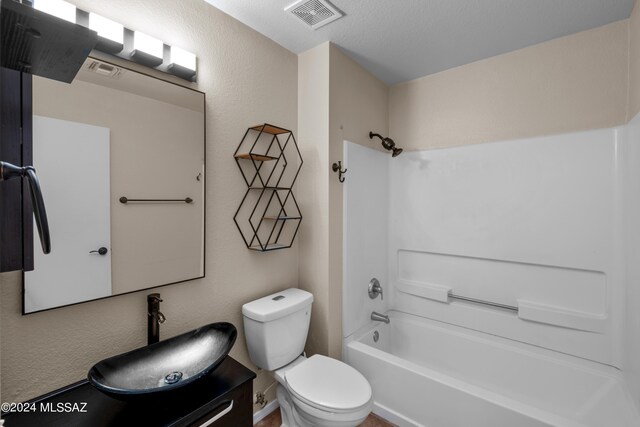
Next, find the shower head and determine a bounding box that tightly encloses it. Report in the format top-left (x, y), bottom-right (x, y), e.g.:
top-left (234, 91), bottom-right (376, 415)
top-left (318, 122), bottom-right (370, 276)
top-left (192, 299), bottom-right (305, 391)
top-left (381, 137), bottom-right (395, 151)
top-left (369, 131), bottom-right (403, 157)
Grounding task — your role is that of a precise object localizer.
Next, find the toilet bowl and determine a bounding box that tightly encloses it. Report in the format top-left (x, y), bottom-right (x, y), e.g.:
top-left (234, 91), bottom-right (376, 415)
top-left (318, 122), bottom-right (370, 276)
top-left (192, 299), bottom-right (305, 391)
top-left (242, 288), bottom-right (373, 427)
top-left (274, 355), bottom-right (373, 427)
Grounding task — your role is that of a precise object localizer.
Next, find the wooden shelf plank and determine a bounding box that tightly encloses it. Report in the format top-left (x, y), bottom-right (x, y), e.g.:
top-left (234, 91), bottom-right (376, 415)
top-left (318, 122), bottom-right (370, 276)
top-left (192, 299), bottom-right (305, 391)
top-left (250, 124), bottom-right (291, 135)
top-left (234, 153), bottom-right (279, 161)
top-left (263, 216), bottom-right (302, 220)
top-left (248, 243), bottom-right (289, 251)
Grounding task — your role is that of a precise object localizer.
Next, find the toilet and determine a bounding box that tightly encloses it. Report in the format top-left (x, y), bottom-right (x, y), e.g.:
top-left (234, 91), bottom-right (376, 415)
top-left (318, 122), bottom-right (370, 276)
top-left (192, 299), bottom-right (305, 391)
top-left (242, 288), bottom-right (373, 427)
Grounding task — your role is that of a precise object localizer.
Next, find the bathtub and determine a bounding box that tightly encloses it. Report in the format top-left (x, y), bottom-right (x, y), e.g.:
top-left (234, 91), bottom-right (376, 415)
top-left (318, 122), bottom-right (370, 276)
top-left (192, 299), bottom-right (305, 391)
top-left (345, 311), bottom-right (640, 427)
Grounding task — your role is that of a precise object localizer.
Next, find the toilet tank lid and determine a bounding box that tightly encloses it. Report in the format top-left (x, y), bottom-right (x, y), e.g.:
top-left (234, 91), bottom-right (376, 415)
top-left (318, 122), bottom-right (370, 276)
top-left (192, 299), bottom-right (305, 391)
top-left (242, 288), bottom-right (313, 322)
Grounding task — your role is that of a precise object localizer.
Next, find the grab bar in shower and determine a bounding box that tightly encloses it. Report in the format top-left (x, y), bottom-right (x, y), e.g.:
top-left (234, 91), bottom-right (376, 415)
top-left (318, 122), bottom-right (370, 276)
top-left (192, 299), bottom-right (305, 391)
top-left (396, 280), bottom-right (518, 311)
top-left (397, 280), bottom-right (605, 332)
top-left (448, 292), bottom-right (518, 312)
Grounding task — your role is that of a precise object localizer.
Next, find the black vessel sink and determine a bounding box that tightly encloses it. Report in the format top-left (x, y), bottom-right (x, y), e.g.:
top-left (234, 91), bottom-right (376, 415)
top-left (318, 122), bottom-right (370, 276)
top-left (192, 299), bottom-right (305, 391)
top-left (88, 322), bottom-right (237, 401)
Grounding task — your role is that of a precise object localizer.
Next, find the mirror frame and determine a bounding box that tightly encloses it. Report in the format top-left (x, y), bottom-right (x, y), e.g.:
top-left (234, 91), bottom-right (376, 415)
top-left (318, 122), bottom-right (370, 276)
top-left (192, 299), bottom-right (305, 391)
top-left (22, 57), bottom-right (206, 315)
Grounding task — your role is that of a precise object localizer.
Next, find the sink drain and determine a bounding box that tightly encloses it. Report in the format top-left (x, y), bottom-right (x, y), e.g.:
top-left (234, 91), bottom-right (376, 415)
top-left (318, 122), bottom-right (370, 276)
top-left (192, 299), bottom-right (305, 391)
top-left (164, 371), bottom-right (183, 384)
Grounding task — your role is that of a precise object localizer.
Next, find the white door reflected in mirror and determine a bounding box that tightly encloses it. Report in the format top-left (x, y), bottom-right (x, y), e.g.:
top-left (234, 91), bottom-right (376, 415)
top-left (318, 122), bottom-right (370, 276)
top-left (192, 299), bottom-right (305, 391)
top-left (25, 116), bottom-right (112, 312)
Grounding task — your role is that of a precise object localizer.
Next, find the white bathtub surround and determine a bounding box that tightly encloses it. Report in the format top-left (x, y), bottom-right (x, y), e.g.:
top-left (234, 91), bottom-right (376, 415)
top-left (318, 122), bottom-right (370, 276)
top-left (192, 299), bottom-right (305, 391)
top-left (387, 127), bottom-right (622, 365)
top-left (341, 114), bottom-right (640, 425)
top-left (342, 142), bottom-right (389, 340)
top-left (623, 113), bottom-right (640, 407)
top-left (346, 312), bottom-right (640, 427)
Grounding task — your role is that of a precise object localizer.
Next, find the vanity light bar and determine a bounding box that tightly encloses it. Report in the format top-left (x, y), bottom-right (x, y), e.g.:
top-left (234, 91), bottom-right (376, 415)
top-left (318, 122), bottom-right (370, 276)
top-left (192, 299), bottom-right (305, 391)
top-left (33, 0), bottom-right (76, 23)
top-left (33, 3), bottom-right (198, 82)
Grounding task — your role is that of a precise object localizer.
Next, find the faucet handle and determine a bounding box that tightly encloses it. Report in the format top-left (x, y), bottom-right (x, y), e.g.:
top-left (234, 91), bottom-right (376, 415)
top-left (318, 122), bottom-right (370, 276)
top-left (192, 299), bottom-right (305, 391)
top-left (368, 278), bottom-right (383, 300)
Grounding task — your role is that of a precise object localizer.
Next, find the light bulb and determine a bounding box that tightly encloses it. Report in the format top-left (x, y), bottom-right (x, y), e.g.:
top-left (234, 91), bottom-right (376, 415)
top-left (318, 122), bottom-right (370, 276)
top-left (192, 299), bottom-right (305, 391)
top-left (133, 31), bottom-right (163, 59)
top-left (89, 13), bottom-right (124, 44)
top-left (34, 0), bottom-right (76, 23)
top-left (170, 46), bottom-right (197, 71)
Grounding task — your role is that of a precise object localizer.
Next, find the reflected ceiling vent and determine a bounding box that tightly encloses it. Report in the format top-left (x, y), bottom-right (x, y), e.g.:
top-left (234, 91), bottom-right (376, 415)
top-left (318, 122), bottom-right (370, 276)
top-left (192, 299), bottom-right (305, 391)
top-left (82, 59), bottom-right (125, 79)
top-left (285, 0), bottom-right (343, 30)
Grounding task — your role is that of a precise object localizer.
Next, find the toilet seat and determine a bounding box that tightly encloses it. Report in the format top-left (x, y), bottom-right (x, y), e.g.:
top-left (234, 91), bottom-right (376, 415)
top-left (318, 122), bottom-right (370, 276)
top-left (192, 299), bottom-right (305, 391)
top-left (285, 354), bottom-right (372, 413)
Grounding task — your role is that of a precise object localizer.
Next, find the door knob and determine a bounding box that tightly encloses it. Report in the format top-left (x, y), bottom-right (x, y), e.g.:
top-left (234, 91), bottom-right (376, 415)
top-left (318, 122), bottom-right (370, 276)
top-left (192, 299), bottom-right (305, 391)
top-left (89, 247), bottom-right (108, 255)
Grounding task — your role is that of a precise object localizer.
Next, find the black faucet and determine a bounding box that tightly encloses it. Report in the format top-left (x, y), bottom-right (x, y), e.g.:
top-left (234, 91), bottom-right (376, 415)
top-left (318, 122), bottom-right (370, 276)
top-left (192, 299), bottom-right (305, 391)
top-left (147, 293), bottom-right (166, 345)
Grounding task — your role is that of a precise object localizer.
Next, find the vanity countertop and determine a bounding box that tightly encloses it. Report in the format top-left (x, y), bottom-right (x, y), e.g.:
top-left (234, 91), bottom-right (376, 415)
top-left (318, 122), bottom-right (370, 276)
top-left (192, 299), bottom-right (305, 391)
top-left (1, 356), bottom-right (256, 427)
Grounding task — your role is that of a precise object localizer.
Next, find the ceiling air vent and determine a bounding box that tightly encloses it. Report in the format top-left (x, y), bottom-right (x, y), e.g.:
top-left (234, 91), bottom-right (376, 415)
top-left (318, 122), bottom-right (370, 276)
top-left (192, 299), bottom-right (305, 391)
top-left (285, 0), bottom-right (343, 30)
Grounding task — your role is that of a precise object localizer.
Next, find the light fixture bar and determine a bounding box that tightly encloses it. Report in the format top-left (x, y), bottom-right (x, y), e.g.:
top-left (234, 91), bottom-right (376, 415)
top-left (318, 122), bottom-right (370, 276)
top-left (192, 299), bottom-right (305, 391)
top-left (34, 0), bottom-right (76, 23)
top-left (73, 7), bottom-right (198, 81)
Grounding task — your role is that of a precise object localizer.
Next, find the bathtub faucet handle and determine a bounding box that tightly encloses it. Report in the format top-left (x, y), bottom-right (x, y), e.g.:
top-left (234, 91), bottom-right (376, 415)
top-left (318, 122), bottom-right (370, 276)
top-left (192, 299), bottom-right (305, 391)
top-left (368, 278), bottom-right (383, 300)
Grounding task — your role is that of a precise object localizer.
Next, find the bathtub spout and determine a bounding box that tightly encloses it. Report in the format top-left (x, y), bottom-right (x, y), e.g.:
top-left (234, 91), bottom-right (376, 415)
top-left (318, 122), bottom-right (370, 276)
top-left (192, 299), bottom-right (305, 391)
top-left (371, 312), bottom-right (390, 324)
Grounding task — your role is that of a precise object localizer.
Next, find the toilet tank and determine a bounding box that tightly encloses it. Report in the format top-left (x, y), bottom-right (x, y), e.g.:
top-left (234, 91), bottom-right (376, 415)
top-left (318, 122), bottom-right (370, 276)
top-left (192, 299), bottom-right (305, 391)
top-left (242, 288), bottom-right (313, 371)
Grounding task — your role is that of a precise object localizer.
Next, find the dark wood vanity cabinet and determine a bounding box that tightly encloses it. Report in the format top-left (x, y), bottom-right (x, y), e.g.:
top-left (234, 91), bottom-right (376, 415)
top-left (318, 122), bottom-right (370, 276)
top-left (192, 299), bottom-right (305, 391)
top-left (0, 67), bottom-right (34, 273)
top-left (189, 384), bottom-right (252, 427)
top-left (1, 356), bottom-right (256, 427)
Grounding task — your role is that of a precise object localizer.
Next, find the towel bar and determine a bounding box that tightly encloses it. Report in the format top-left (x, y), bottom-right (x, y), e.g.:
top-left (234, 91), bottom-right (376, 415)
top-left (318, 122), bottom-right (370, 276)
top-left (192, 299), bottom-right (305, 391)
top-left (119, 197), bottom-right (193, 204)
top-left (448, 292), bottom-right (518, 312)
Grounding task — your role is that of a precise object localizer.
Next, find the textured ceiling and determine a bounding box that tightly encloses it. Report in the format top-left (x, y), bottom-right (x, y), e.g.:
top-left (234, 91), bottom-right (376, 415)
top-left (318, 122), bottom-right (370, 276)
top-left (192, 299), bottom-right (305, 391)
top-left (204, 0), bottom-right (635, 85)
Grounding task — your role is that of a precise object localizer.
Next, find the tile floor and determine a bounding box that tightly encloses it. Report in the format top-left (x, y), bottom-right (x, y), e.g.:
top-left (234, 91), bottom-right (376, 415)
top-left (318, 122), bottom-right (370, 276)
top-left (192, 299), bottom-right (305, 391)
top-left (254, 408), bottom-right (396, 427)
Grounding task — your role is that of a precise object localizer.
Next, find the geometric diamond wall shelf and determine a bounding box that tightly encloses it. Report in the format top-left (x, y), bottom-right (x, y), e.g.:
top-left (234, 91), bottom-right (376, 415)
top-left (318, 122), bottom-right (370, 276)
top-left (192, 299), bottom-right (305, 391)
top-left (233, 124), bottom-right (303, 251)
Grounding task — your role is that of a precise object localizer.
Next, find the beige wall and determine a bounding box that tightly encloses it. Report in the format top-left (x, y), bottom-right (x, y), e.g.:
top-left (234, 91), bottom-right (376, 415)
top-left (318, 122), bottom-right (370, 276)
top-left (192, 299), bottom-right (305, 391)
top-left (297, 43), bottom-right (330, 357)
top-left (297, 43), bottom-right (389, 359)
top-left (0, 0), bottom-right (298, 410)
top-left (390, 20), bottom-right (629, 150)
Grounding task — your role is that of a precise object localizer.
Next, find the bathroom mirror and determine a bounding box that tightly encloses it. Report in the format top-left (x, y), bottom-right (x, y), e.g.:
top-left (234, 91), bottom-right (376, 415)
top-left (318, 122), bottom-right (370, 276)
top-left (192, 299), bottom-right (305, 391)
top-left (23, 57), bottom-right (205, 314)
